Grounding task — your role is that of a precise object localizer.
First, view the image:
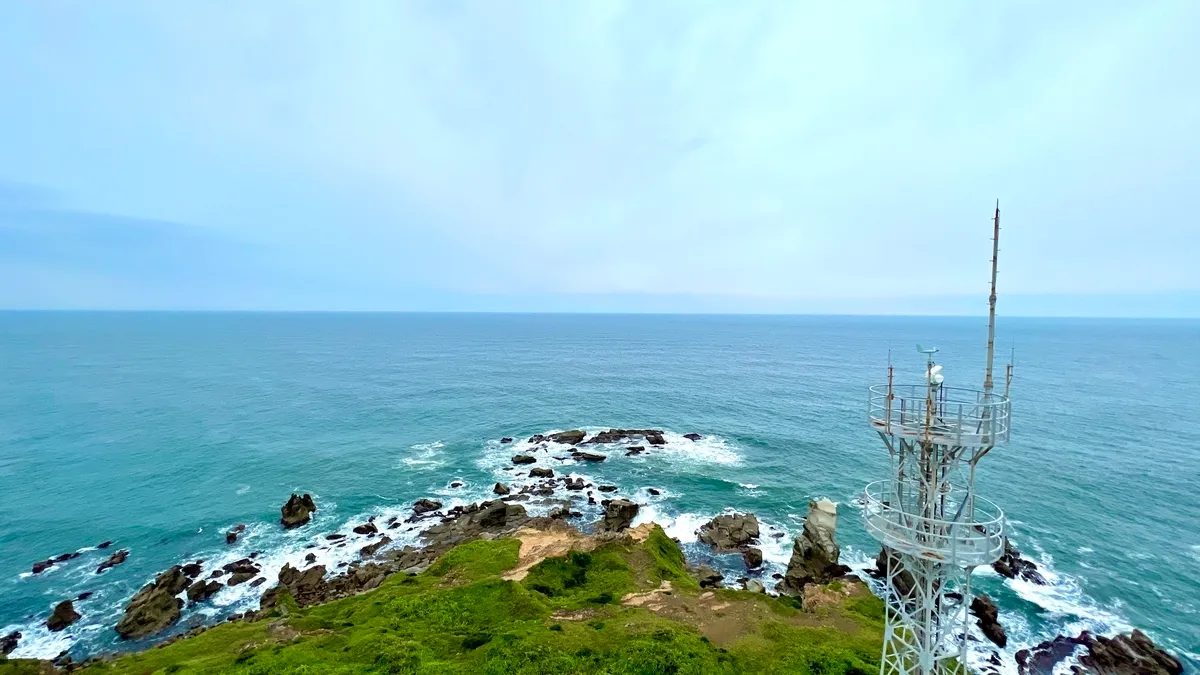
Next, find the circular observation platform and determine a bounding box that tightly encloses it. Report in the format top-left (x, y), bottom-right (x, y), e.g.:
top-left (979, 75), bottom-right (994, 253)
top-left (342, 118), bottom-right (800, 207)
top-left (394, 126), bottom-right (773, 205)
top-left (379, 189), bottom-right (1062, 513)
top-left (868, 385), bottom-right (1010, 447)
top-left (862, 480), bottom-right (1005, 567)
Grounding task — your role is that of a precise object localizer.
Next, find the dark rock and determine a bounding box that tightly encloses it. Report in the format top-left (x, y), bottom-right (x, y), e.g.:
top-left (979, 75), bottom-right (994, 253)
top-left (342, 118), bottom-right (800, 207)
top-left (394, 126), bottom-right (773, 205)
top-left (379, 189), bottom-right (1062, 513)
top-left (698, 513), bottom-right (760, 553)
top-left (305, 553), bottom-right (317, 564)
top-left (694, 564), bottom-right (724, 588)
top-left (250, 577), bottom-right (266, 588)
top-left (223, 559), bottom-right (260, 576)
top-left (771, 532), bottom-right (785, 538)
top-left (647, 488), bottom-right (661, 496)
top-left (530, 467), bottom-right (554, 478)
top-left (115, 566), bottom-right (190, 639)
top-left (993, 539), bottom-right (1047, 585)
top-left (683, 433), bottom-right (702, 441)
top-left (96, 549), bottom-right (130, 574)
top-left (450, 481), bottom-right (464, 488)
top-left (572, 451), bottom-right (606, 462)
top-left (280, 493), bottom-right (317, 529)
top-left (181, 562), bottom-right (203, 578)
top-left (493, 482), bottom-right (511, 495)
top-left (186, 580), bottom-right (222, 604)
top-left (528, 434), bottom-right (547, 443)
top-left (548, 430), bottom-right (586, 445)
top-left (0, 631), bottom-right (20, 656)
top-left (32, 559), bottom-right (55, 574)
top-left (512, 454), bottom-right (537, 465)
top-left (227, 572), bottom-right (255, 586)
top-left (777, 498), bottom-right (843, 596)
top-left (52, 553), bottom-right (73, 563)
top-left (225, 530), bottom-right (240, 545)
top-left (77, 591), bottom-right (93, 601)
top-left (598, 499), bottom-right (638, 532)
top-left (326, 533), bottom-right (346, 541)
top-left (581, 429), bottom-right (666, 446)
top-left (97, 540), bottom-right (113, 549)
top-left (47, 600), bottom-right (81, 632)
top-left (971, 594), bottom-right (1007, 647)
top-left (360, 536), bottom-right (392, 558)
top-left (210, 569), bottom-right (225, 578)
top-left (413, 498), bottom-right (442, 514)
top-left (598, 485), bottom-right (618, 493)
top-left (625, 446), bottom-right (646, 456)
top-left (743, 547), bottom-right (764, 569)
top-left (564, 477), bottom-right (586, 490)
top-left (500, 437), bottom-right (513, 443)
top-left (250, 551), bottom-right (262, 558)
top-left (1018, 630), bottom-right (1183, 675)
top-left (353, 522), bottom-right (379, 536)
top-left (548, 506), bottom-right (570, 520)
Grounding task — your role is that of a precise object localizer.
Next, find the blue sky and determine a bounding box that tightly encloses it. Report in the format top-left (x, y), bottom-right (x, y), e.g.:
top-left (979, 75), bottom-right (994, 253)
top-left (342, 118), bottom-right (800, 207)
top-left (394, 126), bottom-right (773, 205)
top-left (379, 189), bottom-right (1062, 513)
top-left (1, 1), bottom-right (1198, 316)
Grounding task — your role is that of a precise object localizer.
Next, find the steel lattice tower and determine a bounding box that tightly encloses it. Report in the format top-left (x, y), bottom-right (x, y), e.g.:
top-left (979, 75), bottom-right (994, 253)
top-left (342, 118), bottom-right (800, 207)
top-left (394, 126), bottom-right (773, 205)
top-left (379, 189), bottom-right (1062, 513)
top-left (862, 203), bottom-right (1013, 675)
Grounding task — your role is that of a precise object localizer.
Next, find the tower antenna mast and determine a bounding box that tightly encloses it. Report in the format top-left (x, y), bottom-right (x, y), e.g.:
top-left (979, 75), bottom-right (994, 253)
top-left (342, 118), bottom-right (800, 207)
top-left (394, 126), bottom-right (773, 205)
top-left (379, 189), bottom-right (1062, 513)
top-left (983, 200), bottom-right (1000, 396)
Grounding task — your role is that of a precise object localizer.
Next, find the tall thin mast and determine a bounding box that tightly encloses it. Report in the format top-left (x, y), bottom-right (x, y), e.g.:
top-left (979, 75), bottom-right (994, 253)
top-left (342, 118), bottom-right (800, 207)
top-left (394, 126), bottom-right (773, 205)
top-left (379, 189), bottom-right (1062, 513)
top-left (983, 201), bottom-right (1000, 396)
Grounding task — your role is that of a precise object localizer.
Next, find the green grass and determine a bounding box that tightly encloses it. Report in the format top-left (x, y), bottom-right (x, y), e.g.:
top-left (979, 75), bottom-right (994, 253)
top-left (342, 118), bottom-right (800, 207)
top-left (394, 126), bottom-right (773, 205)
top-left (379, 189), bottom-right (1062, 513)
top-left (66, 526), bottom-right (882, 675)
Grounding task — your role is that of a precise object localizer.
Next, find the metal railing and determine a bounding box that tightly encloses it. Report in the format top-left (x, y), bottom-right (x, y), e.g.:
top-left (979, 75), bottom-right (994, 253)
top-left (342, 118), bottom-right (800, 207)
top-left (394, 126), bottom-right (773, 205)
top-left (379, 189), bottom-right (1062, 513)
top-left (868, 385), bottom-right (1010, 446)
top-left (862, 480), bottom-right (1005, 567)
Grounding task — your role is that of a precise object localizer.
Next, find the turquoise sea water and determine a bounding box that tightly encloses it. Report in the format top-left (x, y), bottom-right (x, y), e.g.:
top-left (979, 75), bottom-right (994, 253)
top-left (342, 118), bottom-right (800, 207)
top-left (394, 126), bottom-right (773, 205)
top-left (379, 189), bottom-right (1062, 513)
top-left (0, 312), bottom-right (1196, 670)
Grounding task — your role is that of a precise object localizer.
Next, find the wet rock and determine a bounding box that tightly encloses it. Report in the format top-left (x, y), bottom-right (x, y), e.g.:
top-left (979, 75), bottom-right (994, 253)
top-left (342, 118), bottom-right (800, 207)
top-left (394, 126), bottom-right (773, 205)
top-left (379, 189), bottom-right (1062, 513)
top-left (625, 446), bottom-right (646, 456)
top-left (597, 499), bottom-right (639, 532)
top-left (413, 498), bottom-right (442, 514)
top-left (744, 579), bottom-right (766, 594)
top-left (647, 488), bottom-right (661, 496)
top-left (564, 477), bottom-right (586, 490)
top-left (305, 553), bottom-right (317, 564)
top-left (698, 513), bottom-right (760, 553)
top-left (694, 564), bottom-right (724, 588)
top-left (598, 485), bottom-right (618, 493)
top-left (280, 493), bottom-right (317, 529)
top-left (352, 522), bottom-right (378, 536)
top-left (512, 454), bottom-right (537, 465)
top-left (187, 580), bottom-right (222, 604)
top-left (77, 591), bottom-right (93, 601)
top-left (0, 631), bottom-right (20, 656)
top-left (52, 553), bottom-right (74, 563)
top-left (548, 430), bottom-right (586, 445)
top-left (528, 434), bottom-right (547, 444)
top-left (450, 481), bottom-right (464, 488)
top-left (993, 539), bottom-right (1047, 585)
top-left (743, 547), bottom-right (764, 569)
top-left (683, 433), bottom-right (702, 441)
top-left (582, 429), bottom-right (666, 446)
top-left (115, 566), bottom-right (190, 639)
top-left (97, 540), bottom-right (113, 549)
top-left (548, 506), bottom-right (570, 520)
top-left (181, 561), bottom-right (203, 578)
top-left (360, 536), bottom-right (392, 558)
top-left (223, 559), bottom-right (260, 576)
top-left (250, 577), bottom-right (266, 588)
top-left (530, 467), bottom-right (554, 478)
top-left (493, 482), bottom-right (511, 495)
top-left (32, 559), bottom-right (55, 574)
top-left (227, 572), bottom-right (256, 586)
top-left (500, 437), bottom-right (513, 444)
top-left (971, 594), bottom-right (1007, 647)
top-left (326, 533), bottom-right (346, 541)
top-left (226, 530), bottom-right (240, 545)
top-left (777, 498), bottom-right (848, 595)
top-left (96, 549), bottom-right (130, 574)
top-left (47, 600), bottom-right (81, 632)
top-left (572, 451), bottom-right (606, 462)
top-left (210, 569), bottom-right (225, 578)
top-left (1017, 630), bottom-right (1183, 675)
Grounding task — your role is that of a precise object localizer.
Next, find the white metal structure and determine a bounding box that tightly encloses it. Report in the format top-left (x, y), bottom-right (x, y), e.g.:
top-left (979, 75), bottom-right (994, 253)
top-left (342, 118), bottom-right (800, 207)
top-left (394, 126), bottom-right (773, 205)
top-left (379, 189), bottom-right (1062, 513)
top-left (863, 204), bottom-right (1013, 675)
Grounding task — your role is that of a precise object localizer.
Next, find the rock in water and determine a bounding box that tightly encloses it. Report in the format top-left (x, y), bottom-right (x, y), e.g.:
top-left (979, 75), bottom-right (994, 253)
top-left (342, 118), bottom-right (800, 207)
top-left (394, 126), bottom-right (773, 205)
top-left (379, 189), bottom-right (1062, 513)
top-left (993, 539), bottom-right (1047, 585)
top-left (493, 482), bottom-right (511, 495)
top-left (970, 594), bottom-right (1007, 647)
top-left (1017, 630), bottom-right (1183, 675)
top-left (529, 467), bottom-right (554, 478)
top-left (598, 499), bottom-right (638, 532)
top-left (694, 564), bottom-right (723, 588)
top-left (0, 631), bottom-right (20, 655)
top-left (412, 498), bottom-right (442, 514)
top-left (512, 454), bottom-right (537, 465)
top-left (547, 430), bottom-right (586, 445)
top-left (115, 566), bottom-right (190, 639)
top-left (96, 549), bottom-right (130, 574)
top-left (571, 451), bottom-right (606, 462)
top-left (186, 580), bottom-right (222, 604)
top-left (500, 437), bottom-right (513, 444)
top-left (352, 522), bottom-right (378, 535)
top-left (280, 493), bottom-right (317, 529)
top-left (777, 498), bottom-right (846, 595)
top-left (742, 547), bottom-right (764, 569)
top-left (47, 600), bottom-right (81, 632)
top-left (698, 513), bottom-right (761, 553)
top-left (683, 433), bottom-right (702, 441)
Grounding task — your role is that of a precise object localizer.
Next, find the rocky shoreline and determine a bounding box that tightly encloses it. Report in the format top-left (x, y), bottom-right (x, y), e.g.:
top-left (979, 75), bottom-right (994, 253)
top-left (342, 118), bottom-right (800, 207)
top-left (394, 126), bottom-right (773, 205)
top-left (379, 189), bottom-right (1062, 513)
top-left (2, 428), bottom-right (1188, 674)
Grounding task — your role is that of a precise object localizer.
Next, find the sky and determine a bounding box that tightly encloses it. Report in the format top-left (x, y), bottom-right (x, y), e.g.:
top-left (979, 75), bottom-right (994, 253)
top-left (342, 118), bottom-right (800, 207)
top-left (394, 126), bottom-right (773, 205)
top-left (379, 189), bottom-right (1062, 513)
top-left (1, 1), bottom-right (1198, 316)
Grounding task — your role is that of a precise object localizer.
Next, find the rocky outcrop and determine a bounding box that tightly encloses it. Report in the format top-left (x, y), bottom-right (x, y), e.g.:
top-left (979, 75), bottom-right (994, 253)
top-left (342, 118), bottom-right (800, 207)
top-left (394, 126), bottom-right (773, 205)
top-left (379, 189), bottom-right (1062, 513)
top-left (115, 566), bottom-right (190, 639)
top-left (47, 600), bottom-right (81, 632)
top-left (512, 454), bottom-right (537, 465)
top-left (493, 482), bottom-right (511, 495)
top-left (548, 430), bottom-right (586, 445)
top-left (993, 539), bottom-right (1047, 585)
top-left (742, 547), bottom-right (764, 569)
top-left (96, 549), bottom-right (130, 574)
top-left (360, 537), bottom-right (392, 558)
top-left (693, 564), bottom-right (723, 588)
top-left (683, 433), bottom-right (702, 441)
top-left (698, 513), bottom-right (760, 553)
top-left (1016, 630), bottom-right (1182, 675)
top-left (529, 467), bottom-right (554, 478)
top-left (413, 498), bottom-right (442, 515)
top-left (970, 594), bottom-right (1006, 647)
top-left (571, 451), bottom-right (606, 462)
top-left (500, 437), bottom-right (513, 444)
top-left (869, 547), bottom-right (915, 597)
top-left (776, 498), bottom-right (848, 595)
top-left (744, 579), bottom-right (765, 593)
top-left (226, 524), bottom-right (246, 545)
top-left (352, 522), bottom-right (378, 536)
top-left (280, 494), bottom-right (317, 529)
top-left (564, 477), bottom-right (586, 490)
top-left (581, 429), bottom-right (666, 446)
top-left (625, 446), bottom-right (646, 456)
top-left (597, 499), bottom-right (638, 532)
top-left (0, 631), bottom-right (19, 655)
top-left (187, 579), bottom-right (222, 604)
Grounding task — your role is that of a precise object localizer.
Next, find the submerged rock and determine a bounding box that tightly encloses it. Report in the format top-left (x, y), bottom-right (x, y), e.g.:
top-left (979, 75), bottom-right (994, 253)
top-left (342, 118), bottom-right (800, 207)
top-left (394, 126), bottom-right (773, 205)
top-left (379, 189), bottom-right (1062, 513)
top-left (971, 594), bottom-right (1006, 647)
top-left (280, 493), bottom-right (317, 529)
top-left (777, 498), bottom-right (848, 595)
top-left (96, 549), bottom-right (130, 574)
top-left (698, 513), bottom-right (760, 553)
top-left (47, 600), bottom-right (81, 632)
top-left (96, 541), bottom-right (113, 549)
top-left (597, 499), bottom-right (639, 532)
top-left (115, 566), bottom-right (190, 639)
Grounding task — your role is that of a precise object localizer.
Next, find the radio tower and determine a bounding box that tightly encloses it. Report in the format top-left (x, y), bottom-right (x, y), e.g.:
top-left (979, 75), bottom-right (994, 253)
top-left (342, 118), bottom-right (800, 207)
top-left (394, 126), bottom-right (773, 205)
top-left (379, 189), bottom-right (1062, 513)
top-left (863, 203), bottom-right (1013, 675)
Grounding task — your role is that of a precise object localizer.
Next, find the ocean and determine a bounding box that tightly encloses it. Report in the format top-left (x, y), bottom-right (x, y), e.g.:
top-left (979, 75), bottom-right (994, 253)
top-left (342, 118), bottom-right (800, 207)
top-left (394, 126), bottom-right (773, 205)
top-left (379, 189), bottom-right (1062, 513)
top-left (0, 312), bottom-right (1196, 671)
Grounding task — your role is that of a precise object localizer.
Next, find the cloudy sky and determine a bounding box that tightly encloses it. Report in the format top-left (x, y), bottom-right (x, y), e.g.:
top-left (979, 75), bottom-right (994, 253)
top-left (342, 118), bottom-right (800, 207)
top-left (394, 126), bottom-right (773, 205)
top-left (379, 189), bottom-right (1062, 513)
top-left (1, 1), bottom-right (1197, 315)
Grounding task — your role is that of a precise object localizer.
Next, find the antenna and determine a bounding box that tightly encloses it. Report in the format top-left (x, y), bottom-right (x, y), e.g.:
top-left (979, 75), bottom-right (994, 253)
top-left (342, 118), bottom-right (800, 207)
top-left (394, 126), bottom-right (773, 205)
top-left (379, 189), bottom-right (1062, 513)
top-left (863, 204), bottom-right (1013, 675)
top-left (983, 200), bottom-right (1000, 396)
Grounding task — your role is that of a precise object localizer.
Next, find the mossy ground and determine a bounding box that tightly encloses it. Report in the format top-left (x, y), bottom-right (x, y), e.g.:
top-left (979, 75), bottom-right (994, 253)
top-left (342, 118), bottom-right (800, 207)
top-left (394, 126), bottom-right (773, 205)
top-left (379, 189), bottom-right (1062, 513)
top-left (3, 526), bottom-right (883, 675)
